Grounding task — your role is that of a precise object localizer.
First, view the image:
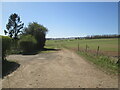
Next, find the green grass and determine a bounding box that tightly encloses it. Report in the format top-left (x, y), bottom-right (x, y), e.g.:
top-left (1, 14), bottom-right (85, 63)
top-left (77, 51), bottom-right (118, 74)
top-left (40, 50), bottom-right (56, 53)
top-left (46, 38), bottom-right (118, 74)
top-left (46, 38), bottom-right (118, 52)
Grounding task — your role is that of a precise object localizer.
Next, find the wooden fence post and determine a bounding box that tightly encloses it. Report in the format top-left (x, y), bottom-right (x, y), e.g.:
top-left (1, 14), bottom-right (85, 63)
top-left (57, 44), bottom-right (58, 48)
top-left (97, 46), bottom-right (99, 56)
top-left (78, 42), bottom-right (79, 51)
top-left (86, 44), bottom-right (88, 52)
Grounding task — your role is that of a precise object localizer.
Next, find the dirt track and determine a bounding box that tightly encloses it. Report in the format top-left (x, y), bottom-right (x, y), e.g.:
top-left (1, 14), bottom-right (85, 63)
top-left (2, 49), bottom-right (118, 88)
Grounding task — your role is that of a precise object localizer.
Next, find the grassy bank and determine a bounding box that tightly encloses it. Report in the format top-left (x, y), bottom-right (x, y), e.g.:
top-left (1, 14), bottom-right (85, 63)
top-left (77, 51), bottom-right (118, 74)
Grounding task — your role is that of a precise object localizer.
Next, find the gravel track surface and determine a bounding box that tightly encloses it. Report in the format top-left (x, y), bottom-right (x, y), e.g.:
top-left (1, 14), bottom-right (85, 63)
top-left (2, 49), bottom-right (118, 88)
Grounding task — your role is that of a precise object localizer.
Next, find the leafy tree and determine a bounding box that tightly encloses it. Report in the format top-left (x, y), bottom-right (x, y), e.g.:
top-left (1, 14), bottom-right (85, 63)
top-left (4, 13), bottom-right (24, 39)
top-left (23, 22), bottom-right (48, 49)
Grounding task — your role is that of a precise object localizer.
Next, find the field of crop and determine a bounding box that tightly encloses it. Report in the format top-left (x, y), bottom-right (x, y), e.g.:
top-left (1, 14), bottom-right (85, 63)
top-left (46, 38), bottom-right (118, 57)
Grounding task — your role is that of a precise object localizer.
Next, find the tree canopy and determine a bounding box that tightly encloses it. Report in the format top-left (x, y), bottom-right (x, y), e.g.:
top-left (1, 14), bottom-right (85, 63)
top-left (23, 22), bottom-right (48, 49)
top-left (4, 13), bottom-right (24, 39)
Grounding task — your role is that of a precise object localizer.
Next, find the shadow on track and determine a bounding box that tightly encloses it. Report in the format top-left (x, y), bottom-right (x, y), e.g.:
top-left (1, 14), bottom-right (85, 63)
top-left (42, 48), bottom-right (61, 51)
top-left (2, 59), bottom-right (20, 78)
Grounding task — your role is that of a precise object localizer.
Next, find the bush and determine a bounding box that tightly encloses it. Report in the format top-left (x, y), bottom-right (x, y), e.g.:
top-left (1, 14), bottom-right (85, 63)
top-left (23, 22), bottom-right (48, 50)
top-left (1, 36), bottom-right (12, 60)
top-left (19, 35), bottom-right (37, 53)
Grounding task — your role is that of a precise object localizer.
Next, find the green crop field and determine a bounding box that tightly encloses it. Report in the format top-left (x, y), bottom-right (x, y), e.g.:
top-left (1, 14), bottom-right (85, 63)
top-left (46, 38), bottom-right (118, 56)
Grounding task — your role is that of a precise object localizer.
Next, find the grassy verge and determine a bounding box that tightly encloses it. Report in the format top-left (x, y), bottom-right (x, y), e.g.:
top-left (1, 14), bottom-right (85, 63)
top-left (77, 51), bottom-right (118, 74)
top-left (40, 50), bottom-right (56, 53)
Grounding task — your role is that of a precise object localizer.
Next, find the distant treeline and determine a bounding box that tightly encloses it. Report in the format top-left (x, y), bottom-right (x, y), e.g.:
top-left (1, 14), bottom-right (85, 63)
top-left (84, 34), bottom-right (120, 39)
top-left (47, 34), bottom-right (120, 40)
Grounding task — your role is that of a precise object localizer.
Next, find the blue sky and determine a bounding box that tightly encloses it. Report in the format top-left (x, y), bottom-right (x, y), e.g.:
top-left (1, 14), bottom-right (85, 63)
top-left (2, 2), bottom-right (118, 38)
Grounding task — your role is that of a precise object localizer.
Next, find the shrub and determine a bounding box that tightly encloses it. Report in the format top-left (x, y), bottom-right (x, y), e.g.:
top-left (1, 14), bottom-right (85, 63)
top-left (1, 36), bottom-right (12, 60)
top-left (19, 35), bottom-right (37, 53)
top-left (23, 22), bottom-right (48, 50)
